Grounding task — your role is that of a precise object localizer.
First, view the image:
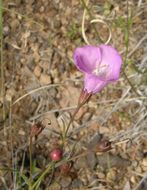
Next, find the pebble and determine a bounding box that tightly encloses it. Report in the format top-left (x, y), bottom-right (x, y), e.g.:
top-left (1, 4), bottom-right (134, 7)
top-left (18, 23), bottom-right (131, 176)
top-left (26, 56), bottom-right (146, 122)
top-left (71, 179), bottom-right (83, 189)
top-left (39, 6), bottom-right (45, 12)
top-left (60, 177), bottom-right (72, 188)
top-left (6, 88), bottom-right (16, 101)
top-left (18, 129), bottom-right (26, 136)
top-left (97, 153), bottom-right (131, 169)
top-left (48, 182), bottom-right (61, 190)
top-left (130, 175), bottom-right (136, 184)
top-left (106, 169), bottom-right (117, 181)
top-left (39, 74), bottom-right (51, 85)
top-left (87, 152), bottom-right (97, 169)
top-left (74, 157), bottom-right (87, 170)
top-left (99, 126), bottom-right (110, 134)
top-left (3, 26), bottom-right (10, 35)
top-left (34, 65), bottom-right (42, 77)
top-left (54, 19), bottom-right (62, 29)
top-left (88, 133), bottom-right (102, 148)
top-left (132, 160), bottom-right (138, 168)
top-left (142, 158), bottom-right (147, 167)
top-left (123, 181), bottom-right (131, 190)
top-left (10, 19), bottom-right (20, 30)
top-left (136, 166), bottom-right (142, 173)
top-left (97, 172), bottom-right (105, 179)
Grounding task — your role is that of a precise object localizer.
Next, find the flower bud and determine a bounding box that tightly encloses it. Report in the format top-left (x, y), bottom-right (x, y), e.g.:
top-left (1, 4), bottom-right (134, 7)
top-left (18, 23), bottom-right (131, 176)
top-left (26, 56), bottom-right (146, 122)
top-left (50, 148), bottom-right (63, 161)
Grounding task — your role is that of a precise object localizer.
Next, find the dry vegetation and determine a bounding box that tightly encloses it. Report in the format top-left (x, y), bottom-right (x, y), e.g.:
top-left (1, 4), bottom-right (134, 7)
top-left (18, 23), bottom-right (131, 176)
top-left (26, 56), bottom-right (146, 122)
top-left (0, 0), bottom-right (147, 190)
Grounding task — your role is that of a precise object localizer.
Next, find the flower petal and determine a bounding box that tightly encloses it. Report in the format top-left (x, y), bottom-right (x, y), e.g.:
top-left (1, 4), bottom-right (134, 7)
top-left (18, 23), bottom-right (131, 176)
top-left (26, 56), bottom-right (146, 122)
top-left (84, 74), bottom-right (108, 94)
top-left (98, 45), bottom-right (122, 81)
top-left (73, 45), bottom-right (101, 74)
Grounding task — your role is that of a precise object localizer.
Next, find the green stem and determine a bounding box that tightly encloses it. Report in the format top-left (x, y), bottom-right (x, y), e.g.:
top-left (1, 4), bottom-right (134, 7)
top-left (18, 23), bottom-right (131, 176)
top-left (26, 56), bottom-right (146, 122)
top-left (122, 70), bottom-right (140, 96)
top-left (30, 162), bottom-right (54, 190)
top-left (64, 105), bottom-right (81, 138)
top-left (122, 1), bottom-right (139, 96)
top-left (29, 136), bottom-right (33, 188)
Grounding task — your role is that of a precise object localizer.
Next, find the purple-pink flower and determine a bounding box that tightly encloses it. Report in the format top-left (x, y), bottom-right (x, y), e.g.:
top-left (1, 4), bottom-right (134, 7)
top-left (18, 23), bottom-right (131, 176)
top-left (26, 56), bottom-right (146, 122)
top-left (73, 45), bottom-right (122, 94)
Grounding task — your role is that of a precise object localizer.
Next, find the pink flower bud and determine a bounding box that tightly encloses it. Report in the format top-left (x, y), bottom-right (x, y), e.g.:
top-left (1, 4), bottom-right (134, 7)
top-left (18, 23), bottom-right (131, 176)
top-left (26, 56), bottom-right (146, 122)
top-left (50, 148), bottom-right (63, 161)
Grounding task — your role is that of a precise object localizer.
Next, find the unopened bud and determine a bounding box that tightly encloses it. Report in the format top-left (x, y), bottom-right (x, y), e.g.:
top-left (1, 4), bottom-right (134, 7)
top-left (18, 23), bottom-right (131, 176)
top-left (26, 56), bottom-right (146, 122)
top-left (50, 148), bottom-right (63, 162)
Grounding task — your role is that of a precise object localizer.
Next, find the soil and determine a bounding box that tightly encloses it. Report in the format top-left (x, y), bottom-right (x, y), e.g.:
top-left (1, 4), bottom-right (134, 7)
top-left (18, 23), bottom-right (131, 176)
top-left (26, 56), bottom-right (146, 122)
top-left (0, 0), bottom-right (147, 190)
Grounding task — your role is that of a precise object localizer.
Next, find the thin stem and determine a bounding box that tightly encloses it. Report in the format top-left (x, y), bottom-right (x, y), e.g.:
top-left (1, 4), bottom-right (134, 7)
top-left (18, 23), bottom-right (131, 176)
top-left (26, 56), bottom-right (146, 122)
top-left (29, 136), bottom-right (33, 187)
top-left (122, 70), bottom-right (140, 96)
top-left (64, 105), bottom-right (81, 138)
top-left (64, 91), bottom-right (92, 140)
top-left (0, 0), bottom-right (6, 134)
top-left (123, 0), bottom-right (130, 69)
top-left (122, 1), bottom-right (140, 97)
top-left (30, 162), bottom-right (54, 190)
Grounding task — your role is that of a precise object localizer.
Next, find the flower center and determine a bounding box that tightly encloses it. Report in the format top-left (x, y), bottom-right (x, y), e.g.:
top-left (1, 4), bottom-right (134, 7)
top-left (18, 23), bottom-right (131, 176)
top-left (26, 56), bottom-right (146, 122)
top-left (92, 63), bottom-right (109, 77)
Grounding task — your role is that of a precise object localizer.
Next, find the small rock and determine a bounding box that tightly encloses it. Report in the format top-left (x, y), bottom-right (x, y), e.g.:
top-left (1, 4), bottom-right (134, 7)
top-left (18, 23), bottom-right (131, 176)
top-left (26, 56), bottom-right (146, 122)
top-left (48, 182), bottom-right (61, 190)
top-left (40, 74), bottom-right (51, 85)
top-left (123, 181), bottom-right (131, 190)
top-left (132, 160), bottom-right (138, 168)
top-left (34, 65), bottom-right (42, 77)
top-left (99, 126), bottom-right (110, 134)
top-left (10, 19), bottom-right (20, 30)
top-left (142, 158), bottom-right (147, 167)
top-left (3, 26), bottom-right (10, 35)
top-left (54, 19), bottom-right (62, 29)
top-left (130, 176), bottom-right (136, 184)
top-left (74, 157), bottom-right (87, 170)
top-left (60, 177), bottom-right (72, 188)
top-left (106, 169), bottom-right (117, 181)
top-left (87, 152), bottom-right (97, 169)
top-left (97, 153), bottom-right (131, 169)
top-left (71, 179), bottom-right (83, 189)
top-left (6, 88), bottom-right (16, 101)
top-left (39, 6), bottom-right (44, 12)
top-left (87, 133), bottom-right (102, 148)
top-left (97, 172), bottom-right (105, 179)
top-left (136, 166), bottom-right (142, 173)
top-left (18, 129), bottom-right (25, 136)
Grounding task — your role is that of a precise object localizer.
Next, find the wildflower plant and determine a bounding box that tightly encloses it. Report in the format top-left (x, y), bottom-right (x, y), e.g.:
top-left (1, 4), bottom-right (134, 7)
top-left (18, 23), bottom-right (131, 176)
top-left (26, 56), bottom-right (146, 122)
top-left (6, 1), bottom-right (124, 190)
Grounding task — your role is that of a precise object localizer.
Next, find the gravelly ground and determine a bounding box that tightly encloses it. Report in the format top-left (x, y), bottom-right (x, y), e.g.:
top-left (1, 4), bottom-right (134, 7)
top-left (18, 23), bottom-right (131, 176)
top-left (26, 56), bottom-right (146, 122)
top-left (0, 0), bottom-right (147, 189)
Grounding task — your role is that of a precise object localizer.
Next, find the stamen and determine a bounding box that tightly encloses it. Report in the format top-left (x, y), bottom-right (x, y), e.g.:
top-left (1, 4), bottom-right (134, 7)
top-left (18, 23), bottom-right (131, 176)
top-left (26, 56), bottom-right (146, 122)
top-left (93, 64), bottom-right (109, 77)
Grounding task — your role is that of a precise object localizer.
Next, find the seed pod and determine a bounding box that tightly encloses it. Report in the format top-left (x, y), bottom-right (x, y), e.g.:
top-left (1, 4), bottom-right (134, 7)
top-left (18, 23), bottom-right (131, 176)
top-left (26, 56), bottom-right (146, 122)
top-left (50, 148), bottom-right (63, 161)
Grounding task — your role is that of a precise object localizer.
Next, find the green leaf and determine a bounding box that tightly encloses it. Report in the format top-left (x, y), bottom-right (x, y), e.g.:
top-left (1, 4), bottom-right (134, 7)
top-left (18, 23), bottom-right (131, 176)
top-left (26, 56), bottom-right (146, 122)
top-left (21, 174), bottom-right (30, 186)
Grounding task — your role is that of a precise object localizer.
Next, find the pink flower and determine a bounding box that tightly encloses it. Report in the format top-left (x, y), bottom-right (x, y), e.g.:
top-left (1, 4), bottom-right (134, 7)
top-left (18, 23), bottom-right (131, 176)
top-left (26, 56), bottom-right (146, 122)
top-left (73, 45), bottom-right (122, 94)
